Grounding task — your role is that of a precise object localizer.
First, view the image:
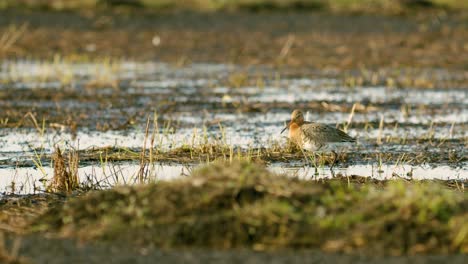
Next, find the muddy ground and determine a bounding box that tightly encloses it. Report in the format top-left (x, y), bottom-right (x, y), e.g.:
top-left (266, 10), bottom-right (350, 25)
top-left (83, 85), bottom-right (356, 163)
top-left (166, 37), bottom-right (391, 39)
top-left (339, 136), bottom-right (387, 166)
top-left (4, 235), bottom-right (468, 264)
top-left (2, 234), bottom-right (465, 264)
top-left (0, 10), bottom-right (467, 70)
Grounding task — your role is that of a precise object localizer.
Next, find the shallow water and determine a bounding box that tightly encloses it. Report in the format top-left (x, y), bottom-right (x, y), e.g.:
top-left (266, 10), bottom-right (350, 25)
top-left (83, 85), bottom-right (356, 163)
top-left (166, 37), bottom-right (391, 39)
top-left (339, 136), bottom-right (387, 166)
top-left (1, 161), bottom-right (466, 195)
top-left (0, 60), bottom-right (466, 194)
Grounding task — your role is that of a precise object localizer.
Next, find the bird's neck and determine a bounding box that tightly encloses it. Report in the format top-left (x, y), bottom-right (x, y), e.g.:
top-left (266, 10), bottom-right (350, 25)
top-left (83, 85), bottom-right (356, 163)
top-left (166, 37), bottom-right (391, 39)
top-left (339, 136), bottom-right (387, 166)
top-left (292, 120), bottom-right (304, 126)
top-left (289, 122), bottom-right (301, 137)
top-left (290, 122), bottom-right (300, 128)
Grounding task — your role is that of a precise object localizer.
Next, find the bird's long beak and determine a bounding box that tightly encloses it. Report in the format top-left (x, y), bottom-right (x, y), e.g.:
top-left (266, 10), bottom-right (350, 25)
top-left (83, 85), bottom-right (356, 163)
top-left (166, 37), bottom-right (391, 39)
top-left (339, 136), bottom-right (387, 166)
top-left (280, 120), bottom-right (291, 134)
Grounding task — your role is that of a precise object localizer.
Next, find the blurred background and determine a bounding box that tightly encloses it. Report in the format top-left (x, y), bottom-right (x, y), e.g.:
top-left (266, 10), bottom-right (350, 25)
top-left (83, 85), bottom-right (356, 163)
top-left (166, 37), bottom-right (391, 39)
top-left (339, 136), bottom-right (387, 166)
top-left (1, 0), bottom-right (468, 12)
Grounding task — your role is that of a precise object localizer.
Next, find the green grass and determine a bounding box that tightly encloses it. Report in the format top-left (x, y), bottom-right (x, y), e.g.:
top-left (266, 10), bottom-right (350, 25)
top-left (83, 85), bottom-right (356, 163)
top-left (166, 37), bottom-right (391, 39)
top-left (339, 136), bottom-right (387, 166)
top-left (1, 0), bottom-right (467, 13)
top-left (33, 160), bottom-right (468, 255)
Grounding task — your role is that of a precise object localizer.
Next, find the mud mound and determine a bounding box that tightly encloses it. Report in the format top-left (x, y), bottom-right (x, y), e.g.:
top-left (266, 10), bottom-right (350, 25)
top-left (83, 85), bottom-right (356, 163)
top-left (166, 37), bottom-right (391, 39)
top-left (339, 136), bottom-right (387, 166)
top-left (34, 161), bottom-right (468, 255)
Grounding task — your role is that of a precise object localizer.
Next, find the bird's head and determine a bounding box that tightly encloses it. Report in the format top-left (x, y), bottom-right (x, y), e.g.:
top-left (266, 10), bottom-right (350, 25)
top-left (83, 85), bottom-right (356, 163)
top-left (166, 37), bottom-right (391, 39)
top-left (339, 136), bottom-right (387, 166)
top-left (290, 109), bottom-right (304, 124)
top-left (281, 109), bottom-right (304, 134)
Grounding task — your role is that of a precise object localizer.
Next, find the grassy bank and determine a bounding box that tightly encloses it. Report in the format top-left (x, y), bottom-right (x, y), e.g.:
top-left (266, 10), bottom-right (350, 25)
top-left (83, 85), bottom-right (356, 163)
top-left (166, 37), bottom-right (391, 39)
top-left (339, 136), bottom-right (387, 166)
top-left (31, 161), bottom-right (467, 255)
top-left (1, 0), bottom-right (467, 14)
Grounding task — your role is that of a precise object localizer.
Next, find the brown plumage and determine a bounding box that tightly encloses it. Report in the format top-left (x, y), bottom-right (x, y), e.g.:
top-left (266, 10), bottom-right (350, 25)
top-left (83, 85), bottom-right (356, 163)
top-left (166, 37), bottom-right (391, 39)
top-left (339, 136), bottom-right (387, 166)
top-left (282, 109), bottom-right (356, 152)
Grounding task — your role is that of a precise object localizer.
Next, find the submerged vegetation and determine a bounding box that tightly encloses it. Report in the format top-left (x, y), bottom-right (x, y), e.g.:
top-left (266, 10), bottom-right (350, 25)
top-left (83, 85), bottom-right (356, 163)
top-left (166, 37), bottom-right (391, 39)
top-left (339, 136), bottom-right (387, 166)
top-left (30, 161), bottom-right (467, 255)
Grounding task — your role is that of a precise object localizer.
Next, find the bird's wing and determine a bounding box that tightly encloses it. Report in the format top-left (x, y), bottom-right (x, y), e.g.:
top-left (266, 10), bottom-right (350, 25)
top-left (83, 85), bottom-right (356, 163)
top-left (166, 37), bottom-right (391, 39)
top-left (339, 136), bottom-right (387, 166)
top-left (301, 123), bottom-right (356, 143)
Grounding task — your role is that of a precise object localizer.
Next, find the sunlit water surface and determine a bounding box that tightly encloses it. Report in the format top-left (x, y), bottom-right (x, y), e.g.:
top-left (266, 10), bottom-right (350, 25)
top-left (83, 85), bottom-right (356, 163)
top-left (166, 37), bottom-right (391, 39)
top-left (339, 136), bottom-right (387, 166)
top-left (0, 61), bottom-right (466, 194)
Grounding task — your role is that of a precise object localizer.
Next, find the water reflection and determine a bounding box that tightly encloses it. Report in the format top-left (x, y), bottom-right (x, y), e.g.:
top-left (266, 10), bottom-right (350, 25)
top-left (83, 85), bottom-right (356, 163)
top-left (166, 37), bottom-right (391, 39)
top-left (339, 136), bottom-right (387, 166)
top-left (1, 162), bottom-right (465, 195)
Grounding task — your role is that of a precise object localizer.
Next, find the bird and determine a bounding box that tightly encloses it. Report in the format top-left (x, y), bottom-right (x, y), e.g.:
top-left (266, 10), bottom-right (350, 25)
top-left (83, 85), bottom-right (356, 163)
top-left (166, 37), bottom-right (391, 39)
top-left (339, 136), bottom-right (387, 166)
top-left (281, 109), bottom-right (356, 169)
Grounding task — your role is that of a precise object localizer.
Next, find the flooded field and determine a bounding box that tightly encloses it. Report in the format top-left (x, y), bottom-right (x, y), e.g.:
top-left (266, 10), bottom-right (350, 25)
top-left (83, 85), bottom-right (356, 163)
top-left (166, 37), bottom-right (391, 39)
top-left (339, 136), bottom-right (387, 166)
top-left (0, 60), bottom-right (466, 194)
top-left (0, 8), bottom-right (467, 263)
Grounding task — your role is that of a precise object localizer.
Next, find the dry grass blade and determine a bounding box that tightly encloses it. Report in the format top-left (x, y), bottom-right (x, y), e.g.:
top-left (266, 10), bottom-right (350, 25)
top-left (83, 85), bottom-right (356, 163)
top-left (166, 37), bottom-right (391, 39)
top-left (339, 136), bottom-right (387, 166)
top-left (0, 23), bottom-right (28, 54)
top-left (344, 103), bottom-right (356, 133)
top-left (22, 112), bottom-right (44, 136)
top-left (279, 34), bottom-right (295, 60)
top-left (377, 114), bottom-right (384, 145)
top-left (137, 116), bottom-right (151, 183)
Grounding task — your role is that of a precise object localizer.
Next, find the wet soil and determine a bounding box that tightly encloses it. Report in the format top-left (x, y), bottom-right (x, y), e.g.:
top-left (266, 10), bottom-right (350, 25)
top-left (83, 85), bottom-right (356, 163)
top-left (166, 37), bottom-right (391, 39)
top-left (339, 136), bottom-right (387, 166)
top-left (0, 233), bottom-right (464, 264)
top-left (1, 10), bottom-right (468, 70)
top-left (5, 234), bottom-right (467, 264)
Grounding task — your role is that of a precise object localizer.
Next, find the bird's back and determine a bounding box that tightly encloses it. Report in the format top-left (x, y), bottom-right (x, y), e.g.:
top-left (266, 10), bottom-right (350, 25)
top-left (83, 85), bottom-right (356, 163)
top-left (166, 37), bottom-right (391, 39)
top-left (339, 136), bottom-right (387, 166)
top-left (301, 122), bottom-right (356, 144)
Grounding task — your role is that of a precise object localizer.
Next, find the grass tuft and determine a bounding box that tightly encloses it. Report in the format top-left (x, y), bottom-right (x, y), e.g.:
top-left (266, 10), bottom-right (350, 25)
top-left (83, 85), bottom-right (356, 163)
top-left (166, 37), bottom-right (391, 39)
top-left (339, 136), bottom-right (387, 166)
top-left (48, 146), bottom-right (80, 193)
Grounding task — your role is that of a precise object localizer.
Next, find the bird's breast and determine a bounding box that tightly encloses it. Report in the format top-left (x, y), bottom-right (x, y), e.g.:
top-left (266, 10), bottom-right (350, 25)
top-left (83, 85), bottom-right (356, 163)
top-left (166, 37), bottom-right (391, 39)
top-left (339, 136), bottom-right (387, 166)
top-left (289, 123), bottom-right (302, 145)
